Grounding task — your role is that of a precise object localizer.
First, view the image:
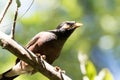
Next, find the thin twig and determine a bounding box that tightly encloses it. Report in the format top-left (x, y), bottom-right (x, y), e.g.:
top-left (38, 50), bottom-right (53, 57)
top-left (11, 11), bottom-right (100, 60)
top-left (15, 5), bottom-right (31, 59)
top-left (10, 7), bottom-right (18, 39)
top-left (10, 0), bottom-right (21, 39)
top-left (0, 0), bottom-right (12, 24)
top-left (18, 0), bottom-right (34, 20)
top-left (0, 0), bottom-right (34, 28)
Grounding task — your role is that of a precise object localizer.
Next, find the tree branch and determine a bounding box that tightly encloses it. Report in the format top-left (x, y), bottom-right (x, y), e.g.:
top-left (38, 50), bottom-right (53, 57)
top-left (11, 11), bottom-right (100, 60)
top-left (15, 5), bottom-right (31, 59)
top-left (10, 7), bottom-right (18, 39)
top-left (10, 0), bottom-right (21, 39)
top-left (0, 0), bottom-right (12, 23)
top-left (0, 31), bottom-right (72, 80)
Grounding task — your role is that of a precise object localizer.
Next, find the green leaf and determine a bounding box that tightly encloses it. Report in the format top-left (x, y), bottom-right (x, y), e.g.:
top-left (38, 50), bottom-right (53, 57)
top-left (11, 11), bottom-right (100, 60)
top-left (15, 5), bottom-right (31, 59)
top-left (95, 69), bottom-right (114, 80)
top-left (86, 61), bottom-right (97, 80)
top-left (103, 69), bottom-right (113, 80)
top-left (16, 0), bottom-right (21, 8)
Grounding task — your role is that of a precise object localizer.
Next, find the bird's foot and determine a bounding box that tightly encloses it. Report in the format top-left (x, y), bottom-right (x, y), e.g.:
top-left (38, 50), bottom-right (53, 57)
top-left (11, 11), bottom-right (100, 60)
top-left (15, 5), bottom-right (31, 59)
top-left (54, 66), bottom-right (65, 74)
top-left (41, 55), bottom-right (46, 60)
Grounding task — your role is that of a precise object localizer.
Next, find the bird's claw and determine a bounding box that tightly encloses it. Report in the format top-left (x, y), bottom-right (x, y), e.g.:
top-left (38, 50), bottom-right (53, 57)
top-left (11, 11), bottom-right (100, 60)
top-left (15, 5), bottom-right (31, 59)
top-left (54, 66), bottom-right (65, 74)
top-left (41, 55), bottom-right (46, 60)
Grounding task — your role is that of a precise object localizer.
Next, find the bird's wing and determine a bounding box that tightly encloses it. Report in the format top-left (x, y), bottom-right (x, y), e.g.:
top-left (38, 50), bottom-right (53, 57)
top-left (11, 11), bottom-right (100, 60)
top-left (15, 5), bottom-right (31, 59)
top-left (25, 31), bottom-right (54, 49)
top-left (15, 33), bottom-right (40, 64)
top-left (16, 31), bottom-right (56, 64)
top-left (25, 34), bottom-right (40, 49)
top-left (25, 37), bottom-right (39, 49)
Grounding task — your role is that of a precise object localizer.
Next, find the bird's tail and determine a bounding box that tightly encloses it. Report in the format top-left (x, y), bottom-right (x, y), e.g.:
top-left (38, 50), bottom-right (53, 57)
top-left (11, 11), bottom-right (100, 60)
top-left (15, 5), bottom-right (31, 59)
top-left (0, 69), bottom-right (18, 80)
top-left (0, 61), bottom-right (34, 80)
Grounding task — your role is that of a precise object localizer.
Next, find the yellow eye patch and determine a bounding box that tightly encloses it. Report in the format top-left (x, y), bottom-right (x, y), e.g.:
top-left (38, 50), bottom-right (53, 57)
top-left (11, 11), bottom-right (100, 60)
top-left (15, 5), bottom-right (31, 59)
top-left (62, 24), bottom-right (70, 29)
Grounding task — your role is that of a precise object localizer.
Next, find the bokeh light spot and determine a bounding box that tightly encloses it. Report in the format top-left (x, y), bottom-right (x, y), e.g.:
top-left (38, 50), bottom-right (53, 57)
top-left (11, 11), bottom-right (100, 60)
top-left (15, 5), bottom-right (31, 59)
top-left (98, 35), bottom-right (114, 50)
top-left (100, 15), bottom-right (118, 33)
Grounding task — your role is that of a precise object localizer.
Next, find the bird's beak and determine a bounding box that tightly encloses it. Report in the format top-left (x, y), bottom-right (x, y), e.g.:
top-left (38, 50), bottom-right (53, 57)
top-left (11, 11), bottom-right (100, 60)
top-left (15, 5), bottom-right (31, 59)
top-left (73, 22), bottom-right (83, 28)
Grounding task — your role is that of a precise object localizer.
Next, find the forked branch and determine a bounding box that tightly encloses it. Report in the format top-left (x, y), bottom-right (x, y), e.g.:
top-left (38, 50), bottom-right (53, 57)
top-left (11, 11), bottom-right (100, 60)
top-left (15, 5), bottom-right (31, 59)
top-left (0, 31), bottom-right (72, 80)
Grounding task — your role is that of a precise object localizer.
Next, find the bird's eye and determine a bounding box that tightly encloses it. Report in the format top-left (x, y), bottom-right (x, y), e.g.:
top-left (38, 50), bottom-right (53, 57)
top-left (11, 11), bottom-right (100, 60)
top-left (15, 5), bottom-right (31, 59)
top-left (67, 23), bottom-right (73, 26)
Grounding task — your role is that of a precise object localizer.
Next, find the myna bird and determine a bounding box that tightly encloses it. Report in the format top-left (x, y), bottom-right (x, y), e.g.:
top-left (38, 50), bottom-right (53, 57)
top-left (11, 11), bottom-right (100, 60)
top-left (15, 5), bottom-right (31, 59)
top-left (0, 21), bottom-right (83, 80)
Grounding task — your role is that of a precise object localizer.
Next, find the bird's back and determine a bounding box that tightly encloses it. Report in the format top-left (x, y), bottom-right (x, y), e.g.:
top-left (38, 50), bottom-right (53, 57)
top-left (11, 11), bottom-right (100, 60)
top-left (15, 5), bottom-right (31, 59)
top-left (26, 31), bottom-right (65, 64)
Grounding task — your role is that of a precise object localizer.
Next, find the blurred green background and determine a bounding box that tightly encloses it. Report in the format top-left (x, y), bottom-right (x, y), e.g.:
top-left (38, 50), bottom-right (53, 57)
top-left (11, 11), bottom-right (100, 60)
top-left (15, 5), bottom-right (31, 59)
top-left (0, 0), bottom-right (120, 80)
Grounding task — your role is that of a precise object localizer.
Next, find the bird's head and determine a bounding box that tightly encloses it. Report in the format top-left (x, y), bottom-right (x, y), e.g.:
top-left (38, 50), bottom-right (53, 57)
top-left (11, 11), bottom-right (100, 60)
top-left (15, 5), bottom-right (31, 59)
top-left (56, 21), bottom-right (83, 31)
top-left (55, 21), bottom-right (83, 39)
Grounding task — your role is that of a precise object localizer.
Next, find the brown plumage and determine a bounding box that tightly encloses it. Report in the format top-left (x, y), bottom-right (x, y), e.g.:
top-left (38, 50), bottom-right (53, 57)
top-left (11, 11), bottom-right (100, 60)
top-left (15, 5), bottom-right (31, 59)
top-left (0, 21), bottom-right (82, 80)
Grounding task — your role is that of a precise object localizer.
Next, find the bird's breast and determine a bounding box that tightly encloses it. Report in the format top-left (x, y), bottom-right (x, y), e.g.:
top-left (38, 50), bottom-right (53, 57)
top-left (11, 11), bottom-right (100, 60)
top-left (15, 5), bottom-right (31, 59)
top-left (35, 39), bottom-right (64, 64)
